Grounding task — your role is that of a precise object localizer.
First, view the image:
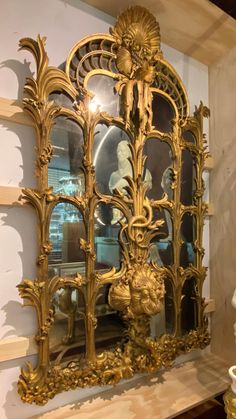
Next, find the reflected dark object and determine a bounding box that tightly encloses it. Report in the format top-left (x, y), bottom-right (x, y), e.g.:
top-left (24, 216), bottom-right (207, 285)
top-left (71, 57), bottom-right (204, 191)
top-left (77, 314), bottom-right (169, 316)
top-left (164, 278), bottom-right (175, 335)
top-left (181, 212), bottom-right (195, 242)
top-left (144, 138), bottom-right (173, 200)
top-left (93, 124), bottom-right (130, 195)
top-left (48, 203), bottom-right (85, 266)
top-left (183, 130), bottom-right (196, 144)
top-left (152, 93), bottom-right (175, 132)
top-left (159, 242), bottom-right (173, 266)
top-left (87, 75), bottom-right (120, 116)
top-left (181, 278), bottom-right (197, 334)
top-left (180, 213), bottom-right (196, 267)
top-left (180, 149), bottom-right (195, 206)
top-left (180, 243), bottom-right (195, 268)
top-left (95, 284), bottom-right (125, 352)
top-left (48, 117), bottom-right (84, 196)
top-left (94, 202), bottom-right (123, 270)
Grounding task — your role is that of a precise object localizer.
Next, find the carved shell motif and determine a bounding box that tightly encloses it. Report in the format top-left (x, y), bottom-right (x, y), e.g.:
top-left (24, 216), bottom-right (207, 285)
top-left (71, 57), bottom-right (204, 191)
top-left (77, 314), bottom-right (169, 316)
top-left (108, 263), bottom-right (165, 317)
top-left (111, 6), bottom-right (161, 77)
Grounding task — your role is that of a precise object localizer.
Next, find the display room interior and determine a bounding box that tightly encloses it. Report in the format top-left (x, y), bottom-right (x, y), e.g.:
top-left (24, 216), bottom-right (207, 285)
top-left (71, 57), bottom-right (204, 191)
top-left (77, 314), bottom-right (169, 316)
top-left (0, 0), bottom-right (236, 418)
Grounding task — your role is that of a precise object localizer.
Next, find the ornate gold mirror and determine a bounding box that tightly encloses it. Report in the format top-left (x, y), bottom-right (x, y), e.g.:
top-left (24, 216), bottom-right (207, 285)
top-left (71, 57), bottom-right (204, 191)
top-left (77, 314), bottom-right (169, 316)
top-left (18, 6), bottom-right (210, 404)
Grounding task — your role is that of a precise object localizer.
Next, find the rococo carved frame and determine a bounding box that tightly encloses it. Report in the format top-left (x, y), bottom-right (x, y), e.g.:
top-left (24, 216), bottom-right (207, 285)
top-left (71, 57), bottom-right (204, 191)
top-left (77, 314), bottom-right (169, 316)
top-left (17, 6), bottom-right (210, 405)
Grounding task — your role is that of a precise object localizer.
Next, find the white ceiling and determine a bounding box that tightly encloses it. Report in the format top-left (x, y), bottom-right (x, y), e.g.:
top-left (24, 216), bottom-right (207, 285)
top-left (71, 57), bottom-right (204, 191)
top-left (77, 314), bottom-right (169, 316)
top-left (81, 0), bottom-right (236, 65)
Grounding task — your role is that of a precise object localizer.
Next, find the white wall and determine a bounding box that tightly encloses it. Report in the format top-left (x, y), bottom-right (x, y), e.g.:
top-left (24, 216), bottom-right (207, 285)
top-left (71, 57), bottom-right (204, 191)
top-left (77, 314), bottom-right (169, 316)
top-left (0, 1), bottom-right (209, 417)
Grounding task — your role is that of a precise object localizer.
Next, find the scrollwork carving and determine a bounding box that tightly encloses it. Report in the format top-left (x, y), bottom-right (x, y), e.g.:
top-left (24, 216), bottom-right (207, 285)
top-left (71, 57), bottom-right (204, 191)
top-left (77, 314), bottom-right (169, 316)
top-left (17, 5), bottom-right (209, 404)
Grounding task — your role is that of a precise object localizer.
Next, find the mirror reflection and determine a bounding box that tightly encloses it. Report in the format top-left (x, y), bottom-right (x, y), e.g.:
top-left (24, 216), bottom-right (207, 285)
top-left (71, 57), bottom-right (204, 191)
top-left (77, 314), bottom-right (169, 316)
top-left (95, 285), bottom-right (125, 352)
top-left (152, 92), bottom-right (175, 132)
top-left (48, 202), bottom-right (85, 272)
top-left (87, 75), bottom-right (120, 116)
top-left (183, 130), bottom-right (196, 144)
top-left (150, 277), bottom-right (175, 338)
top-left (180, 212), bottom-right (196, 268)
top-left (149, 208), bottom-right (173, 267)
top-left (93, 124), bottom-right (130, 195)
top-left (48, 117), bottom-right (85, 196)
top-left (164, 278), bottom-right (175, 335)
top-left (49, 287), bottom-right (86, 366)
top-left (144, 138), bottom-right (173, 201)
top-left (181, 278), bottom-right (197, 334)
top-left (49, 91), bottom-right (75, 110)
top-left (180, 149), bottom-right (196, 206)
top-left (94, 202), bottom-right (123, 270)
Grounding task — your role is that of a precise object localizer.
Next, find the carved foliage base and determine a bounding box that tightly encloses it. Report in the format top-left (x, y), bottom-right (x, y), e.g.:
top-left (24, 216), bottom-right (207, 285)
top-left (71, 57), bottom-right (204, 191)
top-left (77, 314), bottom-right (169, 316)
top-left (18, 326), bottom-right (210, 405)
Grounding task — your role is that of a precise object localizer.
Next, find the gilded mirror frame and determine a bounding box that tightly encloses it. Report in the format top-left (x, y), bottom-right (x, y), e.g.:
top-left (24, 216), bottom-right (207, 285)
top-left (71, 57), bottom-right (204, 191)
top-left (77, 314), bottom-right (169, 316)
top-left (17, 6), bottom-right (210, 404)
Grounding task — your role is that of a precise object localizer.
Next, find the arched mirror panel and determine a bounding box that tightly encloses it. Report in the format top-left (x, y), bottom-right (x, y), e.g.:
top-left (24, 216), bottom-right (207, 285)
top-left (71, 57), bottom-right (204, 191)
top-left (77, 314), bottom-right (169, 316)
top-left (182, 130), bottom-right (196, 145)
top-left (87, 74), bottom-right (120, 117)
top-left (144, 138), bottom-right (173, 201)
top-left (151, 92), bottom-right (176, 133)
top-left (93, 124), bottom-right (131, 195)
top-left (48, 117), bottom-right (85, 196)
top-left (49, 91), bottom-right (75, 111)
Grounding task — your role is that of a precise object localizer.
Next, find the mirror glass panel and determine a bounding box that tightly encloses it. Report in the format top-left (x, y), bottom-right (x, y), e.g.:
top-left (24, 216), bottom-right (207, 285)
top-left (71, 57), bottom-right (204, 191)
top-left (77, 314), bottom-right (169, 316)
top-left (164, 278), bottom-right (175, 335)
top-left (144, 138), bottom-right (173, 201)
top-left (181, 278), bottom-right (197, 334)
top-left (152, 93), bottom-right (175, 132)
top-left (95, 285), bottom-right (125, 352)
top-left (180, 149), bottom-right (196, 206)
top-left (48, 117), bottom-right (85, 196)
top-left (180, 213), bottom-right (196, 268)
top-left (183, 130), bottom-right (196, 144)
top-left (49, 91), bottom-right (75, 110)
top-left (87, 75), bottom-right (120, 116)
top-left (49, 287), bottom-right (86, 366)
top-left (94, 202), bottom-right (124, 271)
top-left (150, 208), bottom-right (173, 267)
top-left (93, 124), bottom-right (130, 195)
top-left (48, 203), bottom-right (85, 271)
top-left (151, 277), bottom-right (175, 338)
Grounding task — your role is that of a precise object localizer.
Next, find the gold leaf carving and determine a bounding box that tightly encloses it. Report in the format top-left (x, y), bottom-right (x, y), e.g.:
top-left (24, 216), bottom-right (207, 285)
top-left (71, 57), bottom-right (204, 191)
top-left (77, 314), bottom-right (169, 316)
top-left (17, 4), bottom-right (209, 405)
